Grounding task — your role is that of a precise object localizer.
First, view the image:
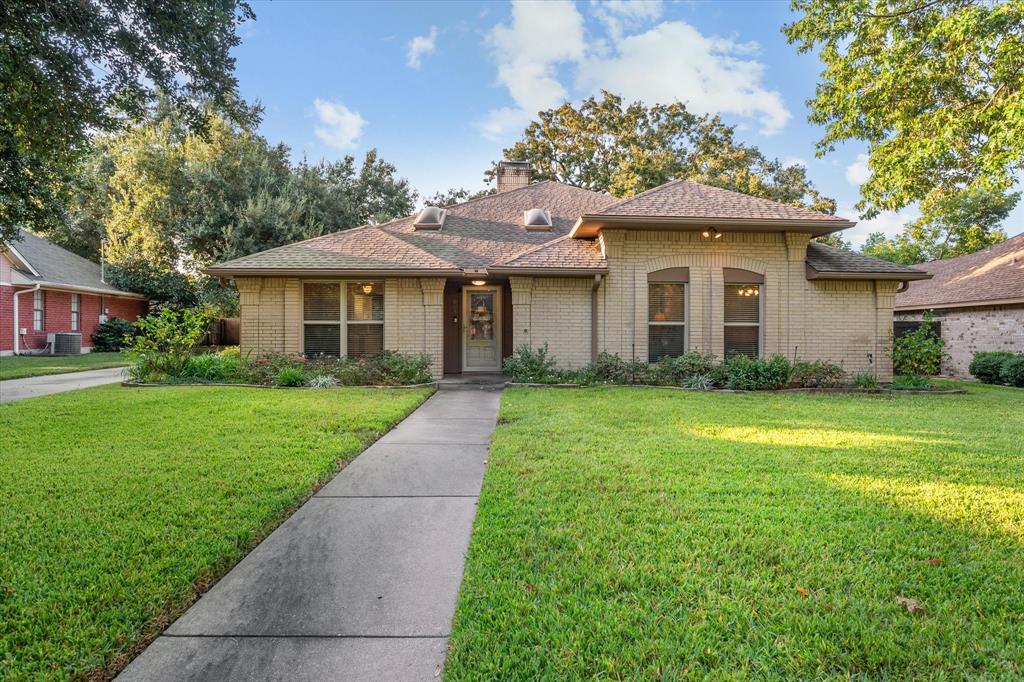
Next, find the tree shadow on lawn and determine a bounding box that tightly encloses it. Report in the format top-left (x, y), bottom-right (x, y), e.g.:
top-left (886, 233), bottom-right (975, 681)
top-left (447, 388), bottom-right (1024, 679)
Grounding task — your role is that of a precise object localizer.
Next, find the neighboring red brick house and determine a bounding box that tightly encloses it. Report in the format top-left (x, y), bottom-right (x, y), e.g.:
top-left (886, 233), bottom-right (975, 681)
top-left (1, 229), bottom-right (148, 355)
top-left (895, 232), bottom-right (1024, 376)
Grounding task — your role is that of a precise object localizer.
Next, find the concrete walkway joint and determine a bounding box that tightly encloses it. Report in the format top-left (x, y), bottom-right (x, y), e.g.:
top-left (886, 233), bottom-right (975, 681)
top-left (119, 386), bottom-right (501, 681)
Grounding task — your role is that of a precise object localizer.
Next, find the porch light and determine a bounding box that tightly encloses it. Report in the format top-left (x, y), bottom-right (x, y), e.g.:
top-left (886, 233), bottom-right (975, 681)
top-left (470, 279), bottom-right (487, 286)
top-left (702, 227), bottom-right (722, 239)
top-left (360, 283), bottom-right (374, 295)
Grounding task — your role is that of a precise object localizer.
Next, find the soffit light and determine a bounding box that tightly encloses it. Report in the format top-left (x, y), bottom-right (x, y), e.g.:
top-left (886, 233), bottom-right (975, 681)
top-left (701, 227), bottom-right (722, 239)
top-left (470, 279), bottom-right (487, 286)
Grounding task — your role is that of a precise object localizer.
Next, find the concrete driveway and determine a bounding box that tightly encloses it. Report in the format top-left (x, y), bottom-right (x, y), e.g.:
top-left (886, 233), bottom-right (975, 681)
top-left (0, 366), bottom-right (126, 403)
top-left (118, 386), bottom-right (500, 682)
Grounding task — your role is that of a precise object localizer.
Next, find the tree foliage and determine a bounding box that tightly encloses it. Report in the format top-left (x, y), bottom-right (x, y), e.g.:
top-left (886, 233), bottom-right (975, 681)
top-left (493, 91), bottom-right (836, 213)
top-left (785, 0), bottom-right (1024, 229)
top-left (424, 187), bottom-right (495, 207)
top-left (1, 0), bottom-right (257, 243)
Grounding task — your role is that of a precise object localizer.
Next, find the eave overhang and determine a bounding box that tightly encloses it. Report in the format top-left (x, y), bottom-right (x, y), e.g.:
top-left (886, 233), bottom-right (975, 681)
top-left (805, 263), bottom-right (932, 282)
top-left (570, 214), bottom-right (857, 239)
top-left (895, 296), bottom-right (1024, 312)
top-left (486, 266), bottom-right (608, 277)
top-left (203, 266), bottom-right (464, 278)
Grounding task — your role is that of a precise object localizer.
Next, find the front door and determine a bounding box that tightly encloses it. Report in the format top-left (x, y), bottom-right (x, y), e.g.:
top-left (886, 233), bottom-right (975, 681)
top-left (463, 287), bottom-right (501, 372)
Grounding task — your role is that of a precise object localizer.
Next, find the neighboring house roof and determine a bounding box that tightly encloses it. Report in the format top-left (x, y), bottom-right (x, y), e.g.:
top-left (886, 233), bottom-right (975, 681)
top-left (206, 177), bottom-right (924, 283)
top-left (2, 229), bottom-right (146, 298)
top-left (806, 243), bottom-right (931, 281)
top-left (895, 233), bottom-right (1024, 310)
top-left (571, 180), bottom-right (855, 237)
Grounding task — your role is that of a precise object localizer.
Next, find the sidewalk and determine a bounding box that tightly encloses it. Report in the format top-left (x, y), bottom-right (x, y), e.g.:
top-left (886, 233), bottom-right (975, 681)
top-left (0, 366), bottom-right (126, 403)
top-left (118, 387), bottom-right (501, 681)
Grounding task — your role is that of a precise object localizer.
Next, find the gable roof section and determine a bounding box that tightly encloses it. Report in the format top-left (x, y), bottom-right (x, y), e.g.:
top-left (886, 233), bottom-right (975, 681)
top-left (806, 242), bottom-right (930, 281)
top-left (895, 233), bottom-right (1024, 310)
top-left (206, 181), bottom-right (616, 276)
top-left (4, 229), bottom-right (145, 297)
top-left (572, 180), bottom-right (854, 237)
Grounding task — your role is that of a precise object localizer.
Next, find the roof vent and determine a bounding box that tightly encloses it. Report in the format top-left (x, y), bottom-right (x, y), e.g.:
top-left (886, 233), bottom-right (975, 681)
top-left (523, 208), bottom-right (552, 231)
top-left (413, 206), bottom-right (446, 230)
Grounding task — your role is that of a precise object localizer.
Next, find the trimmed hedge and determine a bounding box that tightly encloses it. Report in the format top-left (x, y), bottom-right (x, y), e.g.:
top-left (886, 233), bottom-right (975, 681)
top-left (969, 351), bottom-right (1016, 384)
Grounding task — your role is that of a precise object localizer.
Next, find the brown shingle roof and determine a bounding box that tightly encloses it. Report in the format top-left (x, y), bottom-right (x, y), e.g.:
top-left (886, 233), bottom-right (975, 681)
top-left (490, 235), bottom-right (606, 272)
top-left (590, 180), bottom-right (852, 224)
top-left (207, 181), bottom-right (615, 275)
top-left (896, 233), bottom-right (1024, 309)
top-left (806, 242), bottom-right (930, 280)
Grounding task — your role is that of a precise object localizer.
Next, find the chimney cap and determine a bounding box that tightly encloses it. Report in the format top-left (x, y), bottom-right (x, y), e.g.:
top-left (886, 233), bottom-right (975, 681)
top-left (498, 159), bottom-right (531, 168)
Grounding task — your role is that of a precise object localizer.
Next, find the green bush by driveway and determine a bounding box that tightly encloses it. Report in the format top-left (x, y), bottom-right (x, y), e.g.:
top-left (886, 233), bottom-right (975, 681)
top-left (0, 384), bottom-right (430, 679)
top-left (447, 383), bottom-right (1024, 679)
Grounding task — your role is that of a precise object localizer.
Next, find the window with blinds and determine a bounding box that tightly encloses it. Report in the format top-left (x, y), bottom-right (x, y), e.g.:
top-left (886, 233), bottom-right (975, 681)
top-left (346, 283), bottom-right (383, 358)
top-left (303, 283), bottom-right (342, 356)
top-left (648, 282), bottom-right (685, 362)
top-left (71, 294), bottom-right (80, 331)
top-left (724, 284), bottom-right (760, 358)
top-left (33, 290), bottom-right (44, 331)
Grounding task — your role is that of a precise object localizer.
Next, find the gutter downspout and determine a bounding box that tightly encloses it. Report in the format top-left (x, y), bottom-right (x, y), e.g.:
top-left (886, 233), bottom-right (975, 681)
top-left (591, 274), bottom-right (602, 363)
top-left (12, 284), bottom-right (40, 355)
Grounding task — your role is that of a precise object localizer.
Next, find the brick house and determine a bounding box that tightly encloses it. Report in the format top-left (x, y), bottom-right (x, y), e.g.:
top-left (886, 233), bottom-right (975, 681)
top-left (206, 162), bottom-right (929, 381)
top-left (1, 230), bottom-right (148, 355)
top-left (895, 233), bottom-right (1024, 377)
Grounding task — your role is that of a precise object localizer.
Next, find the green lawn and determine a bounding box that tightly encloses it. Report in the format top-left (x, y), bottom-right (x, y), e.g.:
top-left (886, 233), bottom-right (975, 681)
top-left (0, 352), bottom-right (128, 380)
top-left (0, 384), bottom-right (431, 680)
top-left (447, 383), bottom-right (1024, 680)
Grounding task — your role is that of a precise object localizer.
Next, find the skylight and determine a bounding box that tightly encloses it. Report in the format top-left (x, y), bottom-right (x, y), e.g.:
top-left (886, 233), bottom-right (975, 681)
top-left (523, 208), bottom-right (552, 230)
top-left (413, 206), bottom-right (446, 230)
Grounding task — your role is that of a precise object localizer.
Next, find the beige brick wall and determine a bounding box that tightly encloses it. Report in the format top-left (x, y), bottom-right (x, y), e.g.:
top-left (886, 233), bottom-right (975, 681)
top-left (896, 304), bottom-right (1024, 377)
top-left (517, 229), bottom-right (897, 380)
top-left (237, 276), bottom-right (445, 378)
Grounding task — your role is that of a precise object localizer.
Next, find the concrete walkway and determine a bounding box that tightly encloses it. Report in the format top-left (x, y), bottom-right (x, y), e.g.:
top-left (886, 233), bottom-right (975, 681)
top-left (0, 366), bottom-right (126, 403)
top-left (119, 386), bottom-right (501, 682)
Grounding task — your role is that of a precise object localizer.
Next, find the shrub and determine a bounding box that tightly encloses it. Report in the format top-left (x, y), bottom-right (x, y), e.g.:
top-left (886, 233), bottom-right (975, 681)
top-left (91, 317), bottom-right (136, 352)
top-left (590, 352), bottom-right (650, 384)
top-left (650, 351), bottom-right (718, 386)
top-left (969, 351), bottom-right (1015, 384)
top-left (724, 355), bottom-right (791, 390)
top-left (790, 360), bottom-right (845, 388)
top-left (275, 366), bottom-right (305, 387)
top-left (126, 306), bottom-right (216, 380)
top-left (219, 346), bottom-right (241, 360)
top-left (358, 351), bottom-right (433, 385)
top-left (306, 374), bottom-right (339, 388)
top-left (892, 314), bottom-right (946, 376)
top-left (504, 345), bottom-right (560, 383)
top-left (183, 353), bottom-right (240, 382)
top-left (682, 373), bottom-right (715, 390)
top-left (999, 355), bottom-right (1024, 387)
top-left (852, 372), bottom-right (880, 389)
top-left (893, 374), bottom-right (931, 390)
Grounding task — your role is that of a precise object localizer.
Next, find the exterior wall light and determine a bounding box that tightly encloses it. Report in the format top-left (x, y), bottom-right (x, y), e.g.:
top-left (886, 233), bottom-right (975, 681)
top-left (702, 227), bottom-right (722, 239)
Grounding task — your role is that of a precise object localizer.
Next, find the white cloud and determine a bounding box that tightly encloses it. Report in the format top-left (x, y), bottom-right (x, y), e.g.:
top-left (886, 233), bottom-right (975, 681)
top-left (479, 4), bottom-right (790, 140)
top-left (577, 21), bottom-right (790, 135)
top-left (845, 153), bottom-right (871, 185)
top-left (784, 157), bottom-right (807, 168)
top-left (313, 99), bottom-right (366, 150)
top-left (838, 202), bottom-right (919, 247)
top-left (479, 0), bottom-right (586, 139)
top-left (407, 26), bottom-right (438, 69)
top-left (592, 0), bottom-right (662, 41)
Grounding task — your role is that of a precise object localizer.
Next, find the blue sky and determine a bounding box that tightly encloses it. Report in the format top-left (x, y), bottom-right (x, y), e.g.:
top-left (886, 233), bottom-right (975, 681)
top-left (230, 0), bottom-right (996, 246)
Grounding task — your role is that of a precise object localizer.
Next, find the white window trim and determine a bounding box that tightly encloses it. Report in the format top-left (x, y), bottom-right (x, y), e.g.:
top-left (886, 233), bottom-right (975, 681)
top-left (723, 283), bottom-right (763, 358)
top-left (33, 290), bottom-right (44, 331)
top-left (71, 294), bottom-right (80, 331)
top-left (648, 281), bottom-right (688, 361)
top-left (300, 281), bottom-right (384, 358)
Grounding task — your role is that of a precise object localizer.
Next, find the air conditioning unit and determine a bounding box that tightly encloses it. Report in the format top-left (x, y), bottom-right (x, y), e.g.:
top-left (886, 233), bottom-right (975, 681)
top-left (50, 332), bottom-right (82, 355)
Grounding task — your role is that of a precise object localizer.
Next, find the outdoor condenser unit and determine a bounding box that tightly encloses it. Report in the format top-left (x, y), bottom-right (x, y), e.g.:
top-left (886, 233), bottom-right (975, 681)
top-left (48, 332), bottom-right (82, 355)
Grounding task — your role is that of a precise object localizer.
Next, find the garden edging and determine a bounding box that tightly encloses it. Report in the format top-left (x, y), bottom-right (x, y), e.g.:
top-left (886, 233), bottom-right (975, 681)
top-left (504, 382), bottom-right (966, 395)
top-left (122, 381), bottom-right (439, 390)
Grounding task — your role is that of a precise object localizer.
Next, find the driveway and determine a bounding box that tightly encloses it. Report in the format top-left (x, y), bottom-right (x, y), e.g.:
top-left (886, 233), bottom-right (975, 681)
top-left (118, 386), bottom-right (500, 681)
top-left (0, 366), bottom-right (126, 403)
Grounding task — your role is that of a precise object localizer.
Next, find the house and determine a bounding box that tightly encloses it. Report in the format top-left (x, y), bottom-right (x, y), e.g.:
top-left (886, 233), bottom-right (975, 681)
top-left (1, 229), bottom-right (148, 355)
top-left (206, 161), bottom-right (929, 380)
top-left (895, 233), bottom-right (1024, 377)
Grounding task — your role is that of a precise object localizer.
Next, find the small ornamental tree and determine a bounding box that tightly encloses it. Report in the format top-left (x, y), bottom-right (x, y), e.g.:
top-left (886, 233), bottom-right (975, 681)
top-left (892, 313), bottom-right (947, 378)
top-left (126, 306), bottom-right (216, 380)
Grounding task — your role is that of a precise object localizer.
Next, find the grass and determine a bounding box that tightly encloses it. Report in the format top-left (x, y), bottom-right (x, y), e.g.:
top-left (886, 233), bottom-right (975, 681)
top-left (0, 384), bottom-right (431, 680)
top-left (0, 352), bottom-right (128, 380)
top-left (446, 382), bottom-right (1024, 680)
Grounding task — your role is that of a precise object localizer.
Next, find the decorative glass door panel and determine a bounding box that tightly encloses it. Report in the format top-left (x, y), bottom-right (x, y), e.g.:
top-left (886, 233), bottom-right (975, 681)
top-left (464, 288), bottom-right (500, 371)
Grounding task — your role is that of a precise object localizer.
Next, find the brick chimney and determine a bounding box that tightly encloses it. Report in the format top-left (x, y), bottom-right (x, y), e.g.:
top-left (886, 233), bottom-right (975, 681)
top-left (496, 160), bottom-right (531, 193)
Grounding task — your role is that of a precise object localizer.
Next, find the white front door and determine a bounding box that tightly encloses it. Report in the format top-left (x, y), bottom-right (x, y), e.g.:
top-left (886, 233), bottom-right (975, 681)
top-left (463, 287), bottom-right (501, 372)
